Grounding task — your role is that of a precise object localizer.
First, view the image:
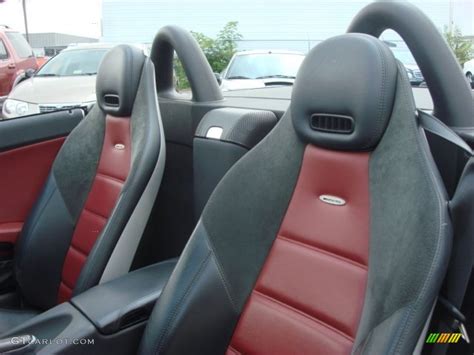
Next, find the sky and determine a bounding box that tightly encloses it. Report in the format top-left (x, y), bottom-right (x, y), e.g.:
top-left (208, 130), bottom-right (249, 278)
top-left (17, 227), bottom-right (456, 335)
top-left (0, 0), bottom-right (472, 42)
top-left (0, 0), bottom-right (101, 38)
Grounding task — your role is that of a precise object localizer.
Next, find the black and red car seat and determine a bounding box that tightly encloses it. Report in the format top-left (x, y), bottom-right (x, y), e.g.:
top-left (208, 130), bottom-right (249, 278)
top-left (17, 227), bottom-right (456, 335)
top-left (138, 34), bottom-right (451, 354)
top-left (0, 45), bottom-right (165, 332)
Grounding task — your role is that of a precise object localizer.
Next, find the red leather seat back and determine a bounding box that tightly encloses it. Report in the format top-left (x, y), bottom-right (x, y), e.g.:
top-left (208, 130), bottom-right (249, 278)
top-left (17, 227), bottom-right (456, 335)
top-left (228, 145), bottom-right (370, 354)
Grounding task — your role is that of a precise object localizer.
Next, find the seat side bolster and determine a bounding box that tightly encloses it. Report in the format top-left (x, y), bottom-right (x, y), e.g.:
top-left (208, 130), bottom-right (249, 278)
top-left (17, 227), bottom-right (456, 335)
top-left (73, 60), bottom-right (162, 295)
top-left (15, 174), bottom-right (75, 309)
top-left (353, 64), bottom-right (452, 354)
top-left (139, 222), bottom-right (238, 355)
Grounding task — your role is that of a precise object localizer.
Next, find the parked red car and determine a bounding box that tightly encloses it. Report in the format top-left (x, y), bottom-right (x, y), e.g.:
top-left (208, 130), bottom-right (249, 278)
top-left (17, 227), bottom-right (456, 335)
top-left (0, 25), bottom-right (38, 102)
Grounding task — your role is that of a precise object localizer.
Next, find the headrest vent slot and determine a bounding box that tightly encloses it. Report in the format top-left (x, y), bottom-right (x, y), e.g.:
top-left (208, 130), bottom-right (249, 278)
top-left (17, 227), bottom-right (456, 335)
top-left (310, 114), bottom-right (354, 134)
top-left (104, 94), bottom-right (120, 107)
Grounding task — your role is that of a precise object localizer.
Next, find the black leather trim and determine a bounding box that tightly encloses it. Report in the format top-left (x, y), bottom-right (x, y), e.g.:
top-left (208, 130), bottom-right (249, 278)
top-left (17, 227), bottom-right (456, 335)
top-left (72, 259), bottom-right (177, 335)
top-left (96, 45), bottom-right (145, 117)
top-left (0, 109), bottom-right (83, 152)
top-left (0, 308), bottom-right (39, 336)
top-left (14, 173), bottom-right (75, 309)
top-left (291, 34), bottom-right (397, 151)
top-left (139, 223), bottom-right (237, 355)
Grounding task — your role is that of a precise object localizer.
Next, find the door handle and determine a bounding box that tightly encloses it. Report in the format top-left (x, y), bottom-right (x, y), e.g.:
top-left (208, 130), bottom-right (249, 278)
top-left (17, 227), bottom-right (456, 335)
top-left (7, 63), bottom-right (15, 69)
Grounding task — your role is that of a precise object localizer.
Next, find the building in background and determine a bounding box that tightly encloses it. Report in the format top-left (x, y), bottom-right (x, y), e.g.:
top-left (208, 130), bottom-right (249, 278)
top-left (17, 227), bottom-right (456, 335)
top-left (101, 0), bottom-right (473, 53)
top-left (28, 33), bottom-right (98, 56)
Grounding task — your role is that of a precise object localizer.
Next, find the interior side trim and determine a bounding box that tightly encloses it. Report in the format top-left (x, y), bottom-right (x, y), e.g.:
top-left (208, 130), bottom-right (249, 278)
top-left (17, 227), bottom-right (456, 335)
top-left (0, 222), bottom-right (23, 243)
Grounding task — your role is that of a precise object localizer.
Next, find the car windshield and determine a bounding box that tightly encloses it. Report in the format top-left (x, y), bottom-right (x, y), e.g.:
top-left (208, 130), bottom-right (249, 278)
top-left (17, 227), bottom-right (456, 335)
top-left (225, 53), bottom-right (305, 80)
top-left (36, 49), bottom-right (108, 77)
top-left (5, 32), bottom-right (33, 58)
top-left (391, 48), bottom-right (417, 65)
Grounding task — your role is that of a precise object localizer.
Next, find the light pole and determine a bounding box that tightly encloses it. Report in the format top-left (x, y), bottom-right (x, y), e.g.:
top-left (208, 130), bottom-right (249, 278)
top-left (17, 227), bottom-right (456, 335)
top-left (448, 0), bottom-right (454, 33)
top-left (22, 0), bottom-right (29, 43)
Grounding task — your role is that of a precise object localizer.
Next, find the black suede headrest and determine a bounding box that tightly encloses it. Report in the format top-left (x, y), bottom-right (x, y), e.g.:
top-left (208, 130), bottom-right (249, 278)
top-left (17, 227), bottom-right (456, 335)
top-left (291, 34), bottom-right (398, 151)
top-left (96, 45), bottom-right (145, 117)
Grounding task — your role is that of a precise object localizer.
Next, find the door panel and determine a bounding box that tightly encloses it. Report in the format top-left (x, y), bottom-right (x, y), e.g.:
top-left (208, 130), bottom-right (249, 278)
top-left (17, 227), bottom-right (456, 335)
top-left (0, 137), bottom-right (65, 243)
top-left (0, 109), bottom-right (83, 150)
top-left (0, 109), bottom-right (84, 244)
top-left (0, 109), bottom-right (82, 296)
top-left (0, 223), bottom-right (22, 243)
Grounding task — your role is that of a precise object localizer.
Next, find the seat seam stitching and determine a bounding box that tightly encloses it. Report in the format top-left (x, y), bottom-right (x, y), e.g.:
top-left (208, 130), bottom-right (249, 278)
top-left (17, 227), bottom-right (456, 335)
top-left (228, 345), bottom-right (241, 354)
top-left (16, 179), bottom-right (57, 271)
top-left (278, 234), bottom-right (367, 269)
top-left (154, 251), bottom-right (212, 355)
top-left (82, 207), bottom-right (108, 221)
top-left (391, 68), bottom-right (445, 353)
top-left (202, 223), bottom-right (239, 313)
top-left (96, 172), bottom-right (125, 184)
top-left (254, 289), bottom-right (354, 342)
top-left (68, 243), bottom-right (88, 257)
top-left (362, 39), bottom-right (387, 150)
top-left (354, 304), bottom-right (411, 354)
top-left (59, 279), bottom-right (74, 290)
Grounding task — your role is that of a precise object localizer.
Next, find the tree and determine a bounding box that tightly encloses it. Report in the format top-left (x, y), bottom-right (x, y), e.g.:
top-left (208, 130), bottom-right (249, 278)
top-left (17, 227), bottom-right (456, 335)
top-left (443, 26), bottom-right (473, 67)
top-left (212, 21), bottom-right (243, 73)
top-left (175, 21), bottom-right (242, 90)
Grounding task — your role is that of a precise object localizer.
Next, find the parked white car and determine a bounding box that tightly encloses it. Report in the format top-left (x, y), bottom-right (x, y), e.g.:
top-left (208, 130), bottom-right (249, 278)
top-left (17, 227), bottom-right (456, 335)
top-left (2, 43), bottom-right (114, 119)
top-left (219, 50), bottom-right (305, 91)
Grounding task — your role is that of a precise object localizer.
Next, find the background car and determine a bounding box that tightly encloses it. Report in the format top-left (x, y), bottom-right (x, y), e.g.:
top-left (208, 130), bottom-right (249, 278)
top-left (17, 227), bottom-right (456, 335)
top-left (35, 56), bottom-right (50, 69)
top-left (2, 43), bottom-right (113, 119)
top-left (0, 25), bottom-right (38, 104)
top-left (390, 47), bottom-right (425, 86)
top-left (464, 58), bottom-right (474, 87)
top-left (219, 50), bottom-right (305, 91)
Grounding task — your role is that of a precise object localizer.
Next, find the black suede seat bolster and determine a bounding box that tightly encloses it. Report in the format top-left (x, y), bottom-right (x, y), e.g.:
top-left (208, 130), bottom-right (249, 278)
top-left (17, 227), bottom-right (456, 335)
top-left (353, 63), bottom-right (451, 354)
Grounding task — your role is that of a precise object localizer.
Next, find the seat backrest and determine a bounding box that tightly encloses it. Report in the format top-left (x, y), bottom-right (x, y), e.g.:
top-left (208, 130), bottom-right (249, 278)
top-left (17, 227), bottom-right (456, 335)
top-left (14, 45), bottom-right (166, 309)
top-left (139, 34), bottom-right (452, 355)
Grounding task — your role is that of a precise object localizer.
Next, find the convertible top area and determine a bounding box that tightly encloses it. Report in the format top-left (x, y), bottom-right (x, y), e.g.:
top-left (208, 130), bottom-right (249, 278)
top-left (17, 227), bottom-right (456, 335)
top-left (222, 85), bottom-right (436, 114)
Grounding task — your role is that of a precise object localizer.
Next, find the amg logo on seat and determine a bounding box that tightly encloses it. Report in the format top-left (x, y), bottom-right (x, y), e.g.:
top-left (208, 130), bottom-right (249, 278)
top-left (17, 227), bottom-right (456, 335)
top-left (319, 194), bottom-right (346, 206)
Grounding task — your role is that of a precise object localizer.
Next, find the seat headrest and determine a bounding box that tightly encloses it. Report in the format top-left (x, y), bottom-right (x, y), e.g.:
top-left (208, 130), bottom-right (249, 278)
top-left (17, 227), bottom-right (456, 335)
top-left (291, 34), bottom-right (398, 151)
top-left (96, 45), bottom-right (145, 117)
